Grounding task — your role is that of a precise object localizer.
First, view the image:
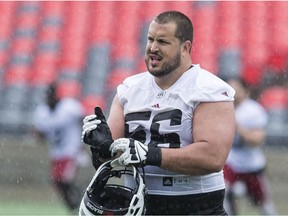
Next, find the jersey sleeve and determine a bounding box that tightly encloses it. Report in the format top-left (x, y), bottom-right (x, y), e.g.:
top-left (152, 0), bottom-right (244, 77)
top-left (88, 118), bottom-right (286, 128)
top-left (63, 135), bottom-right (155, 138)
top-left (193, 69), bottom-right (235, 102)
top-left (176, 67), bottom-right (235, 106)
top-left (33, 99), bottom-right (83, 132)
top-left (117, 72), bottom-right (149, 106)
top-left (33, 105), bottom-right (49, 132)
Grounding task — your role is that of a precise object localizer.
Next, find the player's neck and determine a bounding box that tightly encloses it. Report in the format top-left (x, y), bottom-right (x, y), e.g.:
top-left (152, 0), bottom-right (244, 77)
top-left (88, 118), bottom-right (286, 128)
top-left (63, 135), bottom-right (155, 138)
top-left (154, 63), bottom-right (192, 90)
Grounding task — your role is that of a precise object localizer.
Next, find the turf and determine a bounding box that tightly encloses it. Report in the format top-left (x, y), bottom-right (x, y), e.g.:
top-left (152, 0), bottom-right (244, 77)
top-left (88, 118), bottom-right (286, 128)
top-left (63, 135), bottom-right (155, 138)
top-left (0, 201), bottom-right (69, 215)
top-left (1, 137), bottom-right (287, 215)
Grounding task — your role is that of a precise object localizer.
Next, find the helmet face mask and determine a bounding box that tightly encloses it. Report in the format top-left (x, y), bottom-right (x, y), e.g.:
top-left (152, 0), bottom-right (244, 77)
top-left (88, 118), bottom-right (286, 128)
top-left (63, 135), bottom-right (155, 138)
top-left (79, 160), bottom-right (146, 216)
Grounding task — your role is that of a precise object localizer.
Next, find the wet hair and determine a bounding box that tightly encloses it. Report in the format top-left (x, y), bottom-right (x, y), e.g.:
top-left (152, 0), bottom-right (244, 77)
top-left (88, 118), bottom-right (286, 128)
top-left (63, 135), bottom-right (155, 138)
top-left (46, 82), bottom-right (59, 110)
top-left (155, 10), bottom-right (193, 44)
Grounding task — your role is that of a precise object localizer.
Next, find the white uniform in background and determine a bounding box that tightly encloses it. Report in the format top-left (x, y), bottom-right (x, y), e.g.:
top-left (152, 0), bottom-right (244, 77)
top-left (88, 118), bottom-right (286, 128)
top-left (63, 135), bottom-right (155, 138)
top-left (226, 98), bottom-right (268, 173)
top-left (34, 98), bottom-right (84, 162)
top-left (224, 97), bottom-right (277, 215)
top-left (117, 64), bottom-right (235, 195)
top-left (34, 96), bottom-right (88, 212)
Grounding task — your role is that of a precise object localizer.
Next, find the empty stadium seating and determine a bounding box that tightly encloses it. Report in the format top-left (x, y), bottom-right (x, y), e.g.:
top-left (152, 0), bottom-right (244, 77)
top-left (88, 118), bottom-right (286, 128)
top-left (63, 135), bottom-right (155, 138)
top-left (268, 2), bottom-right (288, 54)
top-left (191, 2), bottom-right (218, 73)
top-left (217, 1), bottom-right (242, 50)
top-left (0, 2), bottom-right (16, 38)
top-left (0, 1), bottom-right (287, 140)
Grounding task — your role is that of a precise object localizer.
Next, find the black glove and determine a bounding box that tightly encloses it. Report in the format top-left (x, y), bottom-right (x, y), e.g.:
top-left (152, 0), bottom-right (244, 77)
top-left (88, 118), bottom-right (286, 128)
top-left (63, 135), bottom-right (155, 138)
top-left (82, 107), bottom-right (114, 159)
top-left (90, 147), bottom-right (104, 169)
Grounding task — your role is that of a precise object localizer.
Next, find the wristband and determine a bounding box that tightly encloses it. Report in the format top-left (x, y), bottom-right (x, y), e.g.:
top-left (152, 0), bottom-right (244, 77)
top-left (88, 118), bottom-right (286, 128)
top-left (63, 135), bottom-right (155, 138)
top-left (146, 146), bottom-right (162, 166)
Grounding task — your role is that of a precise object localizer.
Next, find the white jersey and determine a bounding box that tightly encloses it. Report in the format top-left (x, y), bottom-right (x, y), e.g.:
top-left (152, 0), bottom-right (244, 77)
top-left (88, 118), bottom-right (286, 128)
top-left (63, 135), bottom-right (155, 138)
top-left (117, 64), bottom-right (235, 195)
top-left (226, 98), bottom-right (268, 173)
top-left (33, 98), bottom-right (84, 160)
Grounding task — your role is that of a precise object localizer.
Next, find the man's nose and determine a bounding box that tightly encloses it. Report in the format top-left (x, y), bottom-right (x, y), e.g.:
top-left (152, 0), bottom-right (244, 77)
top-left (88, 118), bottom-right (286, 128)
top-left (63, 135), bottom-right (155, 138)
top-left (150, 42), bottom-right (159, 53)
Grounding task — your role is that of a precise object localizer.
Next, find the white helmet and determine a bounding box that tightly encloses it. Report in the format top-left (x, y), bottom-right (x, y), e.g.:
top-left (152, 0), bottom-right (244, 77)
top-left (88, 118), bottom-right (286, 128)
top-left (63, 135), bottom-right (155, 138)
top-left (79, 160), bottom-right (146, 215)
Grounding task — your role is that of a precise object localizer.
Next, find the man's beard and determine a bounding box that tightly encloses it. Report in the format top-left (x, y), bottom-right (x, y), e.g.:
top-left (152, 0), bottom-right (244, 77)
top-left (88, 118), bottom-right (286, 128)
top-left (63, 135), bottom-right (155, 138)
top-left (147, 51), bottom-right (181, 78)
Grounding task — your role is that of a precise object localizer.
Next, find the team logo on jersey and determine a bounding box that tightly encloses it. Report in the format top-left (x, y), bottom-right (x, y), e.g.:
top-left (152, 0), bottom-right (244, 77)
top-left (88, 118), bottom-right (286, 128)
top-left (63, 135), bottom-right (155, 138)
top-left (156, 91), bottom-right (166, 98)
top-left (151, 103), bottom-right (160, 108)
top-left (221, 91), bottom-right (229, 97)
top-left (163, 177), bottom-right (173, 186)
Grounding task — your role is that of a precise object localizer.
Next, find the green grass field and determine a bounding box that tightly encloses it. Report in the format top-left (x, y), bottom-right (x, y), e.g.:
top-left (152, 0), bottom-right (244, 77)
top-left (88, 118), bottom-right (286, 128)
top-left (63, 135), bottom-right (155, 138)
top-left (0, 201), bottom-right (68, 215)
top-left (0, 137), bottom-right (287, 215)
top-left (0, 176), bottom-right (73, 215)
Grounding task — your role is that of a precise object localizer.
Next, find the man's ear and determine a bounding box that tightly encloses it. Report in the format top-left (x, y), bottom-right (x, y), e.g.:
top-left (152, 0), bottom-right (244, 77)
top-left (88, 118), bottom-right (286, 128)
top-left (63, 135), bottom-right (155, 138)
top-left (182, 40), bottom-right (192, 54)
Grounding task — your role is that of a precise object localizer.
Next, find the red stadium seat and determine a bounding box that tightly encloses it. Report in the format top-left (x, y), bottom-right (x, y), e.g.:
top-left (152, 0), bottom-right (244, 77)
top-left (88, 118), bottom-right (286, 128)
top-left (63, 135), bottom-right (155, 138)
top-left (61, 1), bottom-right (90, 39)
top-left (56, 80), bottom-right (82, 99)
top-left (0, 1), bottom-right (17, 16)
top-left (32, 52), bottom-right (59, 78)
top-left (0, 51), bottom-right (8, 67)
top-left (260, 86), bottom-right (288, 110)
top-left (265, 52), bottom-right (288, 74)
top-left (110, 2), bottom-right (141, 60)
top-left (107, 68), bottom-right (134, 91)
top-left (14, 1), bottom-right (41, 32)
top-left (241, 2), bottom-right (269, 66)
top-left (11, 37), bottom-right (35, 54)
top-left (166, 1), bottom-right (193, 17)
top-left (30, 54), bottom-right (58, 86)
top-left (35, 51), bottom-right (59, 64)
top-left (42, 1), bottom-right (65, 17)
top-left (267, 2), bottom-right (288, 54)
top-left (217, 1), bottom-right (242, 49)
top-left (16, 13), bottom-right (39, 29)
top-left (0, 2), bottom-right (17, 40)
top-left (81, 94), bottom-right (107, 115)
top-left (30, 66), bottom-right (57, 86)
top-left (4, 65), bottom-right (30, 85)
top-left (242, 65), bottom-right (263, 86)
top-left (58, 1), bottom-right (90, 71)
top-left (89, 1), bottom-right (115, 44)
top-left (191, 3), bottom-right (218, 72)
top-left (140, 1), bottom-right (167, 22)
top-left (59, 43), bottom-right (87, 70)
top-left (38, 25), bottom-right (62, 42)
top-left (137, 60), bottom-right (147, 73)
top-left (30, 4), bottom-right (62, 87)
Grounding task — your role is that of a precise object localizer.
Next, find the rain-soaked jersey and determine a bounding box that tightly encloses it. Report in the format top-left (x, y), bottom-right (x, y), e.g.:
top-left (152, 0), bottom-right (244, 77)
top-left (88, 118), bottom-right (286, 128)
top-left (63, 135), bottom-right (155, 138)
top-left (117, 64), bottom-right (235, 195)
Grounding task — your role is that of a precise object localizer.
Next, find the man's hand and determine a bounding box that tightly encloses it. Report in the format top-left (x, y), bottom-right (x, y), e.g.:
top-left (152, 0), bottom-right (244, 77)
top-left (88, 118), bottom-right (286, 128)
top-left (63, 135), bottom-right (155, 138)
top-left (82, 107), bottom-right (113, 159)
top-left (110, 138), bottom-right (148, 166)
top-left (82, 115), bottom-right (101, 140)
top-left (110, 138), bottom-right (162, 167)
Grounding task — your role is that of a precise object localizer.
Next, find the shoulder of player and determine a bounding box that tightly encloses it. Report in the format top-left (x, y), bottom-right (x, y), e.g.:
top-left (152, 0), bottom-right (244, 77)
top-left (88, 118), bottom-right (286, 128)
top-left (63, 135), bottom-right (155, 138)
top-left (172, 65), bottom-right (235, 103)
top-left (122, 71), bottom-right (151, 88)
top-left (58, 97), bottom-right (78, 106)
top-left (180, 65), bottom-right (232, 91)
top-left (58, 98), bottom-right (82, 113)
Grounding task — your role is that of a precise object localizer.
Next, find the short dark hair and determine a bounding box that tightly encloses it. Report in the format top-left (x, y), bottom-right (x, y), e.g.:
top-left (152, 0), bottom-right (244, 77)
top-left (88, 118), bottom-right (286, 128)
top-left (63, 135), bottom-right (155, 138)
top-left (46, 82), bottom-right (59, 109)
top-left (155, 10), bottom-right (193, 44)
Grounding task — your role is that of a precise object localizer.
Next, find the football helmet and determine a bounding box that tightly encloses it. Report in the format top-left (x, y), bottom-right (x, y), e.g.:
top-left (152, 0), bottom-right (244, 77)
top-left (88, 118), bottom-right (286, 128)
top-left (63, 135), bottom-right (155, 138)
top-left (79, 160), bottom-right (146, 215)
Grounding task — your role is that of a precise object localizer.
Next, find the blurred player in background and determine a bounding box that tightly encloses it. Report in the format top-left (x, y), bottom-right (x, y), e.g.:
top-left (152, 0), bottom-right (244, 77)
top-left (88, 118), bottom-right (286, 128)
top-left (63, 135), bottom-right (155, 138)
top-left (223, 77), bottom-right (277, 215)
top-left (33, 83), bottom-right (88, 213)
